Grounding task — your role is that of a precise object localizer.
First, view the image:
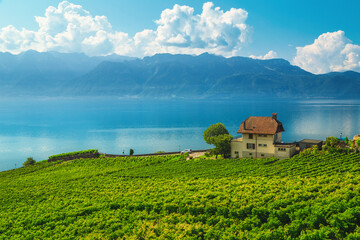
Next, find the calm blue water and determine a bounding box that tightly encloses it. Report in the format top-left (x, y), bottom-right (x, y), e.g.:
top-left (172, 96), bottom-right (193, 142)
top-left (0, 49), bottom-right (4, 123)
top-left (0, 98), bottom-right (359, 172)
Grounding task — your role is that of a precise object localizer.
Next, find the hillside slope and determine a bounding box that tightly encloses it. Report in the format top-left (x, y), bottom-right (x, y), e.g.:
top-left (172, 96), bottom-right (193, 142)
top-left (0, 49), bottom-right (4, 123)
top-left (0, 51), bottom-right (360, 98)
top-left (70, 53), bottom-right (360, 99)
top-left (0, 51), bottom-right (134, 95)
top-left (1, 153), bottom-right (360, 239)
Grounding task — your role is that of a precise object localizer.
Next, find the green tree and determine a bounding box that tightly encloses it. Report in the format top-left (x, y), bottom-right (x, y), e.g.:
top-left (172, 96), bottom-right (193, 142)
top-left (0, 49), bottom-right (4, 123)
top-left (325, 136), bottom-right (340, 147)
top-left (23, 157), bottom-right (36, 167)
top-left (356, 139), bottom-right (360, 147)
top-left (129, 149), bottom-right (134, 156)
top-left (203, 123), bottom-right (229, 145)
top-left (212, 134), bottom-right (232, 158)
top-left (204, 123), bottom-right (232, 158)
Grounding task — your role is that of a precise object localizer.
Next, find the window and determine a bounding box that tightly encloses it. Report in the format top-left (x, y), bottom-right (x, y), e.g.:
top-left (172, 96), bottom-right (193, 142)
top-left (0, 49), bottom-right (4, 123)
top-left (259, 134), bottom-right (267, 137)
top-left (278, 148), bottom-right (286, 151)
top-left (258, 144), bottom-right (262, 147)
top-left (249, 134), bottom-right (253, 139)
top-left (264, 144), bottom-right (267, 147)
top-left (261, 154), bottom-right (265, 157)
top-left (247, 143), bottom-right (255, 149)
top-left (234, 151), bottom-right (239, 154)
top-left (259, 144), bottom-right (267, 147)
top-left (249, 153), bottom-right (252, 156)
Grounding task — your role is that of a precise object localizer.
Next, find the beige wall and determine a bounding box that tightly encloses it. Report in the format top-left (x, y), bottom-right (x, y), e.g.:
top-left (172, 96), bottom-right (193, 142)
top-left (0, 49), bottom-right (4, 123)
top-left (231, 139), bottom-right (243, 158)
top-left (231, 134), bottom-right (277, 158)
top-left (274, 145), bottom-right (296, 159)
top-left (256, 134), bottom-right (276, 155)
top-left (231, 133), bottom-right (296, 159)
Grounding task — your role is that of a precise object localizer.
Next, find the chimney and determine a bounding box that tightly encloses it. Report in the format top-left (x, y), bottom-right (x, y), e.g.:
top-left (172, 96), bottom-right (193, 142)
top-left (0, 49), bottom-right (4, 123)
top-left (272, 113), bottom-right (277, 120)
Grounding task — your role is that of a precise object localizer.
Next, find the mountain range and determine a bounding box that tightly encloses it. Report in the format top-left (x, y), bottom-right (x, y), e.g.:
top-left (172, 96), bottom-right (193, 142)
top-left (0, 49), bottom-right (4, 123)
top-left (0, 51), bottom-right (359, 99)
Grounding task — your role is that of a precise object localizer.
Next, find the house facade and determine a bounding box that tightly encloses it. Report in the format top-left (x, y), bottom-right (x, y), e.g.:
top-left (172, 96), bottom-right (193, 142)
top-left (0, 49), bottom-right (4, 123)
top-left (231, 113), bottom-right (296, 159)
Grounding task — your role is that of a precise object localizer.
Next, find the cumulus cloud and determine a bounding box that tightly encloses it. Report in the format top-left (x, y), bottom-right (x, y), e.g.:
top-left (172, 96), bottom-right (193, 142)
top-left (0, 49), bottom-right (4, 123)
top-left (293, 31), bottom-right (360, 74)
top-left (249, 50), bottom-right (278, 60)
top-left (0, 1), bottom-right (251, 57)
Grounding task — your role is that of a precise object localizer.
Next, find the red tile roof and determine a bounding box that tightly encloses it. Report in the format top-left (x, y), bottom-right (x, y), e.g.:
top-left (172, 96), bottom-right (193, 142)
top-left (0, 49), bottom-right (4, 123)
top-left (237, 114), bottom-right (285, 135)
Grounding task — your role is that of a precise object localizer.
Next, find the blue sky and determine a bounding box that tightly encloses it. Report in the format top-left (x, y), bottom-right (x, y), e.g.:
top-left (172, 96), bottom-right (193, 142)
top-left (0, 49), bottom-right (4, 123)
top-left (0, 0), bottom-right (359, 73)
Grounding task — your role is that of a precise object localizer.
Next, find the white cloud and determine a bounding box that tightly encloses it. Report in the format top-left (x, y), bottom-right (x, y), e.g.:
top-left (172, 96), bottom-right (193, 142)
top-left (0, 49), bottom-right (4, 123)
top-left (0, 1), bottom-right (251, 57)
top-left (293, 31), bottom-right (360, 74)
top-left (249, 50), bottom-right (278, 60)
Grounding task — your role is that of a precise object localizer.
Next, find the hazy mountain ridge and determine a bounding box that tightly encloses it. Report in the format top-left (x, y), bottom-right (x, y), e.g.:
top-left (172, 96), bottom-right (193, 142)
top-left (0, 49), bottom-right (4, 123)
top-left (0, 51), bottom-right (359, 99)
top-left (0, 51), bottom-right (135, 95)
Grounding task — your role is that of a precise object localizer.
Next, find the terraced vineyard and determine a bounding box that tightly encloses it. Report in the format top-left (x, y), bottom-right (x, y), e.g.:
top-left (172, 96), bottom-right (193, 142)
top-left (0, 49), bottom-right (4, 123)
top-left (1, 152), bottom-right (360, 239)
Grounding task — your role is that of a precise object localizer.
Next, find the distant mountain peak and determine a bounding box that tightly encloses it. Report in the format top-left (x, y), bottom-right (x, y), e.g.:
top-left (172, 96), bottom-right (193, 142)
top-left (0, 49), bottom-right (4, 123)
top-left (0, 51), bottom-right (359, 99)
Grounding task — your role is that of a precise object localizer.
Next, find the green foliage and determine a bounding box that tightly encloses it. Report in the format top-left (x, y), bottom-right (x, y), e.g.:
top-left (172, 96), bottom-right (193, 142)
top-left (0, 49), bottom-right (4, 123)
top-left (211, 134), bottom-right (232, 158)
top-left (356, 139), bottom-right (360, 147)
top-left (22, 157), bottom-right (36, 167)
top-left (2, 152), bottom-right (360, 239)
top-left (204, 152), bottom-right (211, 157)
top-left (181, 152), bottom-right (189, 158)
top-left (129, 149), bottom-right (134, 156)
top-left (48, 149), bottom-right (98, 160)
top-left (345, 137), bottom-right (349, 145)
top-left (325, 136), bottom-right (340, 147)
top-left (154, 151), bottom-right (165, 154)
top-left (203, 123), bottom-right (229, 145)
top-left (323, 145), bottom-right (353, 154)
top-left (203, 123), bottom-right (231, 158)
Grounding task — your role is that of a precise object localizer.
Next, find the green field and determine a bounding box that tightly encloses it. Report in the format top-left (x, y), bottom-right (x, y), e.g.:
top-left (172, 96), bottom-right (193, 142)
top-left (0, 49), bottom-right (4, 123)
top-left (1, 152), bottom-right (360, 239)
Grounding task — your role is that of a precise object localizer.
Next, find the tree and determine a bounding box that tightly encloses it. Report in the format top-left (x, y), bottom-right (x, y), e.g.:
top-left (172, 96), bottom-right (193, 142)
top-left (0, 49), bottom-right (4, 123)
top-left (212, 134), bottom-right (232, 158)
top-left (203, 123), bottom-right (229, 145)
top-left (325, 136), bottom-right (339, 147)
top-left (203, 123), bottom-right (232, 158)
top-left (23, 157), bottom-right (36, 167)
top-left (356, 139), bottom-right (360, 147)
top-left (129, 149), bottom-right (134, 156)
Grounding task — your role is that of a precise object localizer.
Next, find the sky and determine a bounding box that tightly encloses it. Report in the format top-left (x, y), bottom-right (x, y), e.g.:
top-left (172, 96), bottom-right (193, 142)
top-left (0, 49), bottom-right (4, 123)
top-left (0, 0), bottom-right (359, 74)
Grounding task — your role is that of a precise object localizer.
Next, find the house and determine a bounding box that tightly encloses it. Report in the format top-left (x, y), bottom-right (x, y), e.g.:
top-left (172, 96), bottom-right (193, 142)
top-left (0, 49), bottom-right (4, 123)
top-left (298, 139), bottom-right (323, 151)
top-left (354, 135), bottom-right (360, 146)
top-left (231, 113), bottom-right (296, 159)
top-left (354, 134), bottom-right (360, 142)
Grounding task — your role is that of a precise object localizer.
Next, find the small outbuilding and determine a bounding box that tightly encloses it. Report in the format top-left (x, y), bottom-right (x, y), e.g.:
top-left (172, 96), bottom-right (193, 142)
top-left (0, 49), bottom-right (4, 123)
top-left (299, 139), bottom-right (323, 151)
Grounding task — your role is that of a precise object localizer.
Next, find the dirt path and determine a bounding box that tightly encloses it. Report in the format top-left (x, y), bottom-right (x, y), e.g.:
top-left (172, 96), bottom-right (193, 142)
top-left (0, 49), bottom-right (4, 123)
top-left (190, 151), bottom-right (208, 158)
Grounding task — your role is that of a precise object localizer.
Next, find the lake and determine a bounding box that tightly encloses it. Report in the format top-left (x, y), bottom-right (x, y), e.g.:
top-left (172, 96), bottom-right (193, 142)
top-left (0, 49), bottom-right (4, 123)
top-left (0, 97), bottom-right (359, 172)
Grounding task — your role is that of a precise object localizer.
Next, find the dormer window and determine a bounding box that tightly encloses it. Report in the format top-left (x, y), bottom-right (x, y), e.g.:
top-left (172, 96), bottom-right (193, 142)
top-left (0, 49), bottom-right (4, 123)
top-left (249, 134), bottom-right (253, 139)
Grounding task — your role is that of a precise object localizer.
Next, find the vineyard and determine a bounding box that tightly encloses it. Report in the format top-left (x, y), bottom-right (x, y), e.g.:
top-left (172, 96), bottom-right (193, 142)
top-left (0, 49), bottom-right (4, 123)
top-left (1, 152), bottom-right (360, 239)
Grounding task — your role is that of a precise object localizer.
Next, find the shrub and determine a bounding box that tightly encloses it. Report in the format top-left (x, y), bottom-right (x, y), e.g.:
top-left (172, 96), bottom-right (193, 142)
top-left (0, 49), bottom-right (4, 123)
top-left (129, 149), bottom-right (134, 156)
top-left (49, 149), bottom-right (98, 160)
top-left (23, 157), bottom-right (36, 167)
top-left (325, 136), bottom-right (340, 147)
top-left (154, 151), bottom-right (165, 154)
